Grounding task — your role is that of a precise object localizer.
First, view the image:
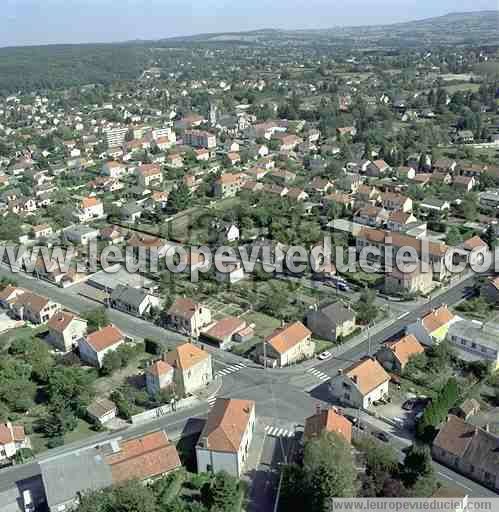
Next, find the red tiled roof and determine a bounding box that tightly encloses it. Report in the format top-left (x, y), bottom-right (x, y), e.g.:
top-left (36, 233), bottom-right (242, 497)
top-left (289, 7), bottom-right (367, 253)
top-left (86, 325), bottom-right (123, 352)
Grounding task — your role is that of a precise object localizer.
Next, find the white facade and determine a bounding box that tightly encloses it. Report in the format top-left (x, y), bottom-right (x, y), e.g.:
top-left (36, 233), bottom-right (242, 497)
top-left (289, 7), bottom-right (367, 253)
top-left (196, 403), bottom-right (255, 477)
top-left (78, 337), bottom-right (124, 368)
top-left (329, 373), bottom-right (389, 409)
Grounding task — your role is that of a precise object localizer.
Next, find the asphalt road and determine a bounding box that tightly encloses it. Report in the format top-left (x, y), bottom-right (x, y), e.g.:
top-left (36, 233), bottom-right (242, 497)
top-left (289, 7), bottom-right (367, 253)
top-left (1, 266), bottom-right (494, 503)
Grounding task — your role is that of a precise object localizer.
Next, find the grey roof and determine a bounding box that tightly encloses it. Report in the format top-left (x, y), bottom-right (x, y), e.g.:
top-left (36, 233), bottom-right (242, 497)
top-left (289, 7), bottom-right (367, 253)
top-left (448, 320), bottom-right (499, 350)
top-left (40, 450), bottom-right (112, 508)
top-left (110, 284), bottom-right (148, 308)
top-left (308, 302), bottom-right (355, 327)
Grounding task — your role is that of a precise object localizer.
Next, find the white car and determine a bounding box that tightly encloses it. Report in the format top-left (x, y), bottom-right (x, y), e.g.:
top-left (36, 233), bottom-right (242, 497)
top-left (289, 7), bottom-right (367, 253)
top-left (317, 351), bottom-right (332, 360)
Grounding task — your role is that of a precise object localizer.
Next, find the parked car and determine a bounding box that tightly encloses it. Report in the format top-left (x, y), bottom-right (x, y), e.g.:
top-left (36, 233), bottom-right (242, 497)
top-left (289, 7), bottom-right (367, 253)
top-left (402, 399), bottom-right (416, 411)
top-left (374, 431), bottom-right (389, 442)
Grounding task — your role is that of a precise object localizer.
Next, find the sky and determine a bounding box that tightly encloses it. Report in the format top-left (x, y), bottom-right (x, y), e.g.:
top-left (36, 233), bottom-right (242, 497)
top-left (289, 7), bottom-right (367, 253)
top-left (2, 0), bottom-right (497, 48)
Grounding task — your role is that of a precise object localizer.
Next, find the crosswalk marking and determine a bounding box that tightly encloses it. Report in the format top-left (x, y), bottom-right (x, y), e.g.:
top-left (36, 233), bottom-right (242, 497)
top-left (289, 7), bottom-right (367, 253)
top-left (307, 367), bottom-right (330, 382)
top-left (265, 425), bottom-right (294, 438)
top-left (215, 362), bottom-right (247, 378)
top-left (207, 396), bottom-right (217, 408)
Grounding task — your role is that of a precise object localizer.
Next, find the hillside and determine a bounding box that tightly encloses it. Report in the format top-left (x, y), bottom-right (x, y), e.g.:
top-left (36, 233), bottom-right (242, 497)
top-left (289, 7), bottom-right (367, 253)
top-left (0, 11), bottom-right (497, 94)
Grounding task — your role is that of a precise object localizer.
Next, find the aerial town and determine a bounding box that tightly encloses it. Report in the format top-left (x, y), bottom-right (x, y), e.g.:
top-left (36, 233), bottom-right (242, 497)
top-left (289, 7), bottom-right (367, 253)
top-left (0, 6), bottom-right (499, 512)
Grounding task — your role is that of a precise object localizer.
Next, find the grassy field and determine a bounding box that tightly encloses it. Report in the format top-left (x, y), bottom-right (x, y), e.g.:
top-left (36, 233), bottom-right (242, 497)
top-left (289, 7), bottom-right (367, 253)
top-left (443, 83), bottom-right (481, 94)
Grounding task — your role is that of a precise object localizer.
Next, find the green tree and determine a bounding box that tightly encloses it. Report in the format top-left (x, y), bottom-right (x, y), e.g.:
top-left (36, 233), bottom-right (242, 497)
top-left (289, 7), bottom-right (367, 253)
top-left (101, 350), bottom-right (123, 375)
top-left (169, 182), bottom-right (192, 213)
top-left (303, 432), bottom-right (357, 509)
top-left (83, 308), bottom-right (109, 333)
top-left (201, 471), bottom-right (240, 512)
top-left (446, 226), bottom-right (462, 246)
top-left (355, 288), bottom-right (378, 324)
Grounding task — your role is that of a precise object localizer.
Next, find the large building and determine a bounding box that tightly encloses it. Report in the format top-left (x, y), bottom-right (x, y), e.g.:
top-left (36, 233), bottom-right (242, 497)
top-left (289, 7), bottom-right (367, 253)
top-left (103, 126), bottom-right (129, 147)
top-left (196, 398), bottom-right (255, 477)
top-left (183, 129), bottom-right (216, 149)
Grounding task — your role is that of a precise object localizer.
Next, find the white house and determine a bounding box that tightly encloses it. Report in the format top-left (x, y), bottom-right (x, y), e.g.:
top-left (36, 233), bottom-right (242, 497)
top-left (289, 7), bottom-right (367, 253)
top-left (47, 311), bottom-right (88, 352)
top-left (196, 398), bottom-right (255, 477)
top-left (78, 325), bottom-right (125, 368)
top-left (165, 342), bottom-right (213, 396)
top-left (329, 357), bottom-right (390, 409)
top-left (73, 197), bottom-right (105, 223)
top-left (0, 422), bottom-right (30, 461)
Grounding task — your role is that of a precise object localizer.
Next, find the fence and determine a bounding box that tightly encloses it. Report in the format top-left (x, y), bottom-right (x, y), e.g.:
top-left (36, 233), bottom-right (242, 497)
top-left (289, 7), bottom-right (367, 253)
top-left (130, 395), bottom-right (201, 424)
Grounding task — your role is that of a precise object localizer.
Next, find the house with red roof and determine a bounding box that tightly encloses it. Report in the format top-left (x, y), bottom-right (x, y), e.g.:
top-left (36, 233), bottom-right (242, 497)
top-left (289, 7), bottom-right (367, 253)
top-left (0, 422), bottom-right (30, 461)
top-left (78, 325), bottom-right (125, 368)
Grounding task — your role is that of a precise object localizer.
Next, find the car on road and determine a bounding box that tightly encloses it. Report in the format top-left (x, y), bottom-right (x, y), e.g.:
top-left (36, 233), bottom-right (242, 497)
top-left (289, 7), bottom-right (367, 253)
top-left (402, 399), bottom-right (416, 411)
top-left (317, 351), bottom-right (332, 360)
top-left (374, 431), bottom-right (390, 442)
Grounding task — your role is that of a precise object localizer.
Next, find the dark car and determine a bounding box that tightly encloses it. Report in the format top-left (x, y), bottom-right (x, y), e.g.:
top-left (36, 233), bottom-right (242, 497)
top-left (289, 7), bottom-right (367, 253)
top-left (402, 399), bottom-right (416, 411)
top-left (374, 431), bottom-right (389, 442)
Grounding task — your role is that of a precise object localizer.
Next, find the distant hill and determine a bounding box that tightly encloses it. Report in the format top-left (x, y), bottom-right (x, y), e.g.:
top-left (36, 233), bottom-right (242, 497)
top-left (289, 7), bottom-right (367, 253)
top-left (0, 11), bottom-right (497, 94)
top-left (163, 11), bottom-right (499, 47)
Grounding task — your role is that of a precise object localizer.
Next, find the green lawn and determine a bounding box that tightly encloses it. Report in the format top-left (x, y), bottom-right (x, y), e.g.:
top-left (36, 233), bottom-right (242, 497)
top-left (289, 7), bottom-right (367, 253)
top-left (241, 311), bottom-right (281, 338)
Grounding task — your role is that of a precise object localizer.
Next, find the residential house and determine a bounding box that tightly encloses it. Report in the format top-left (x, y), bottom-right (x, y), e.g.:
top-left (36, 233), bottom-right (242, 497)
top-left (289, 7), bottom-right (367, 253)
top-left (202, 316), bottom-right (247, 349)
top-left (397, 166), bottom-right (416, 180)
top-left (432, 415), bottom-right (499, 492)
top-left (259, 321), bottom-right (314, 368)
top-left (0, 423), bottom-right (30, 462)
top-left (0, 285), bottom-right (26, 309)
top-left (385, 263), bottom-right (433, 295)
top-left (167, 153), bottom-right (184, 168)
top-left (110, 285), bottom-right (161, 317)
top-left (41, 432), bottom-right (181, 512)
top-left (136, 164), bottom-right (163, 188)
top-left (47, 311), bottom-right (88, 352)
top-left (447, 320), bottom-right (499, 369)
top-left (454, 176), bottom-right (476, 193)
top-left (269, 169), bottom-right (296, 185)
top-left (451, 398), bottom-right (481, 421)
top-left (287, 187), bottom-right (309, 202)
top-left (10, 292), bottom-right (61, 324)
top-left (146, 360), bottom-right (174, 396)
top-left (214, 173), bottom-right (246, 198)
top-left (386, 210), bottom-right (417, 232)
top-left (196, 398), bottom-right (255, 477)
top-left (32, 224), bottom-right (53, 239)
top-left (356, 228), bottom-right (451, 281)
top-left (481, 276), bottom-right (499, 305)
top-left (78, 325), bottom-right (125, 368)
top-left (304, 407), bottom-right (352, 443)
top-left (214, 258), bottom-right (246, 284)
top-left (165, 342), bottom-right (213, 396)
top-left (86, 397), bottom-right (118, 425)
top-left (64, 225), bottom-right (99, 245)
top-left (310, 177), bottom-right (334, 195)
top-left (381, 192), bottom-right (413, 212)
top-left (366, 160), bottom-right (390, 177)
top-left (105, 431), bottom-right (181, 483)
top-left (102, 161), bottom-right (127, 178)
top-left (353, 206), bottom-right (389, 227)
top-left (376, 334), bottom-right (425, 373)
top-left (73, 196), bottom-right (104, 223)
top-left (406, 305), bottom-right (458, 346)
top-left (329, 357), bottom-right (390, 409)
top-left (8, 196), bottom-right (37, 215)
top-left (100, 225), bottom-right (125, 245)
top-left (419, 198), bottom-right (451, 214)
top-left (306, 302), bottom-right (356, 342)
top-left (433, 159), bottom-right (457, 174)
